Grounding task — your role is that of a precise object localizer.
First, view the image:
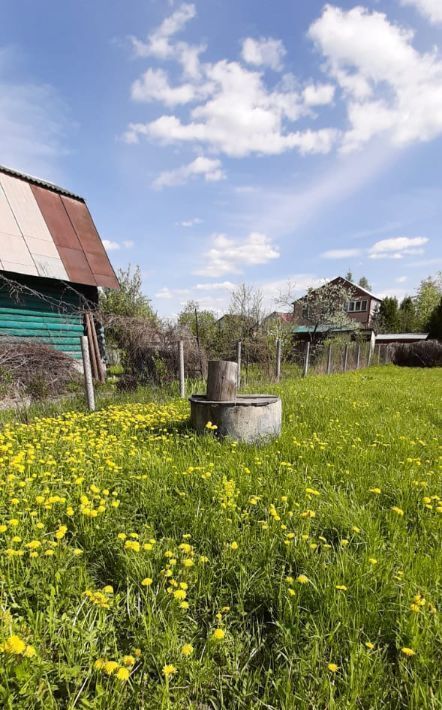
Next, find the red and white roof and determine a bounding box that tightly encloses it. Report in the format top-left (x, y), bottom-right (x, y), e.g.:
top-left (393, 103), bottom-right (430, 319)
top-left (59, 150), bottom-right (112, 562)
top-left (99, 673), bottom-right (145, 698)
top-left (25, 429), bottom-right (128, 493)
top-left (0, 165), bottom-right (119, 289)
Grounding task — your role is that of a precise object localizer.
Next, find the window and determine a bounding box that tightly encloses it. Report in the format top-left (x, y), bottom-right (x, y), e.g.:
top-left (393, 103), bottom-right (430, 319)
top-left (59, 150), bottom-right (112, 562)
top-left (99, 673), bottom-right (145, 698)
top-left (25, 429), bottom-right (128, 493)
top-left (302, 303), bottom-right (310, 319)
top-left (347, 299), bottom-right (367, 313)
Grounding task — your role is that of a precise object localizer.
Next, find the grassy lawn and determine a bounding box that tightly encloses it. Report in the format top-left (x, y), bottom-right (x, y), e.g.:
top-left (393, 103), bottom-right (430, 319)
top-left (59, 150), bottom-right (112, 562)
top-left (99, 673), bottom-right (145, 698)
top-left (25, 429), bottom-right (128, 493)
top-left (0, 366), bottom-right (441, 709)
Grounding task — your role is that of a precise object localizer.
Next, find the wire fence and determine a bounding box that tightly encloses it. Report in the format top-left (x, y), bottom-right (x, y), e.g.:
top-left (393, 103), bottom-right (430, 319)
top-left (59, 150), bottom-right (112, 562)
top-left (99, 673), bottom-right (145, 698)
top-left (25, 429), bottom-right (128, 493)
top-left (106, 337), bottom-right (393, 401)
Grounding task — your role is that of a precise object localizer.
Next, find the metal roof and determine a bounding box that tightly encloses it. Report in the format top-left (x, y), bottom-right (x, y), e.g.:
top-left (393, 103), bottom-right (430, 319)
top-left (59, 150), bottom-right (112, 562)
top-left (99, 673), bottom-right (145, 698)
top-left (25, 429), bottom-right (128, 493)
top-left (376, 333), bottom-right (429, 341)
top-left (293, 324), bottom-right (360, 333)
top-left (0, 163), bottom-right (83, 201)
top-left (0, 165), bottom-right (119, 289)
top-left (293, 276), bottom-right (382, 303)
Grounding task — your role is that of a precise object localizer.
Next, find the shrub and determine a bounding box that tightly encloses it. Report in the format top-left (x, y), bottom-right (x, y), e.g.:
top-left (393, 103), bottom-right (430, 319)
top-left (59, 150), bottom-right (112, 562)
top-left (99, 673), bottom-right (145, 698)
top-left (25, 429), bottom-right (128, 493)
top-left (0, 339), bottom-right (80, 400)
top-left (389, 339), bottom-right (442, 367)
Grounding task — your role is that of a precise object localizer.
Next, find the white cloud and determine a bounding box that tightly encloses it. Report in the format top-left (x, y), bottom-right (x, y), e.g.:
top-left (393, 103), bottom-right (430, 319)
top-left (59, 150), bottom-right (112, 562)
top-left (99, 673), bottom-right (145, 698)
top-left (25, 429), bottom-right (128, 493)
top-left (130, 3), bottom-right (205, 79)
top-left (241, 37), bottom-right (286, 71)
top-left (126, 6), bottom-right (338, 158)
top-left (369, 236), bottom-right (429, 259)
top-left (195, 281), bottom-right (236, 291)
top-left (176, 217), bottom-right (202, 227)
top-left (155, 286), bottom-right (191, 299)
top-left (103, 239), bottom-right (134, 251)
top-left (131, 68), bottom-right (209, 106)
top-left (396, 276), bottom-right (407, 283)
top-left (321, 248), bottom-right (362, 259)
top-left (401, 0), bottom-right (442, 24)
top-left (153, 156), bottom-right (225, 188)
top-left (303, 83), bottom-right (335, 106)
top-left (309, 5), bottom-right (442, 151)
top-left (195, 232), bottom-right (280, 277)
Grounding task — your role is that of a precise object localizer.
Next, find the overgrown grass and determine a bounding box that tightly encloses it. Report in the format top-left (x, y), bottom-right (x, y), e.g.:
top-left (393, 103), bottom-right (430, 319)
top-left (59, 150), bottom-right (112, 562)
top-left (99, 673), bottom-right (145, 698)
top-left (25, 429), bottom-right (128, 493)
top-left (0, 366), bottom-right (441, 708)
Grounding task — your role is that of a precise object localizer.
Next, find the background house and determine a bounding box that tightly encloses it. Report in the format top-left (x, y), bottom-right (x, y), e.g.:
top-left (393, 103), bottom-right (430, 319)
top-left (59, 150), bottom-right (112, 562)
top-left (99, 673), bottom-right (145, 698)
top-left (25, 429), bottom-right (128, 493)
top-left (293, 276), bottom-right (382, 341)
top-left (0, 164), bottom-right (118, 363)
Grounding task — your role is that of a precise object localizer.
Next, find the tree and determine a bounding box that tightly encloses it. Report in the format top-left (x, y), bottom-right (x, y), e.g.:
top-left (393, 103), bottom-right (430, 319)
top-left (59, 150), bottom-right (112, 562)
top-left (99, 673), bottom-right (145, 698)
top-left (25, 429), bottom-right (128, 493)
top-left (415, 273), bottom-right (442, 330)
top-left (178, 301), bottom-right (217, 352)
top-left (293, 281), bottom-right (357, 341)
top-left (229, 283), bottom-right (265, 327)
top-left (377, 297), bottom-right (399, 333)
top-left (345, 270), bottom-right (353, 282)
top-left (426, 296), bottom-right (442, 339)
top-left (398, 296), bottom-right (416, 332)
top-left (99, 265), bottom-right (156, 320)
top-left (358, 276), bottom-right (372, 291)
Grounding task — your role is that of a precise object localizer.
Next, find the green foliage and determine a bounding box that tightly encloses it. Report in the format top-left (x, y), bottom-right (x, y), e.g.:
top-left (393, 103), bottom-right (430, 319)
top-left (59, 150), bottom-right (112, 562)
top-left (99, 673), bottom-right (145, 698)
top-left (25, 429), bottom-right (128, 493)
top-left (178, 301), bottom-right (217, 351)
top-left (415, 273), bottom-right (442, 330)
top-left (377, 296), bottom-right (399, 332)
top-left (99, 265), bottom-right (156, 320)
top-left (0, 368), bottom-right (440, 707)
top-left (358, 275), bottom-right (372, 291)
top-left (398, 296), bottom-right (417, 332)
top-left (426, 296), bottom-right (442, 339)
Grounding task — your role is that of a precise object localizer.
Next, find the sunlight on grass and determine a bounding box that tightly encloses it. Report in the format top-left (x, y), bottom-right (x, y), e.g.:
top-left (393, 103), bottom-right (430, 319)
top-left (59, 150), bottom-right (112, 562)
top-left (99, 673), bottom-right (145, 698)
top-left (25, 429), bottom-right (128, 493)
top-left (0, 367), bottom-right (440, 708)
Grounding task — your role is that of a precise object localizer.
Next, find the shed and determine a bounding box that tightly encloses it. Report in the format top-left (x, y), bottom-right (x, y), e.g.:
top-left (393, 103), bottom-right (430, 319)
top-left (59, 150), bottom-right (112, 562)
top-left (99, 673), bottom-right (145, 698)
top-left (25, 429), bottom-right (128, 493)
top-left (0, 164), bottom-right (118, 366)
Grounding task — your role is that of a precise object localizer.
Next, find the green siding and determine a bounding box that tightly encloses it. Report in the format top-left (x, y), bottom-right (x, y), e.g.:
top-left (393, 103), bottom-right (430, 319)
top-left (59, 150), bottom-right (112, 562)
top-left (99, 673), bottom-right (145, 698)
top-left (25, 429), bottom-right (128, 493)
top-left (0, 283), bottom-right (85, 360)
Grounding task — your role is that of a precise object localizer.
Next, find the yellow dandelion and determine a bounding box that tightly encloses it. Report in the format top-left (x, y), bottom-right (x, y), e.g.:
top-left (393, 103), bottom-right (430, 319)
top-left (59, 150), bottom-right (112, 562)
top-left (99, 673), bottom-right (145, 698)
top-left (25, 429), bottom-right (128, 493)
top-left (181, 643), bottom-right (194, 657)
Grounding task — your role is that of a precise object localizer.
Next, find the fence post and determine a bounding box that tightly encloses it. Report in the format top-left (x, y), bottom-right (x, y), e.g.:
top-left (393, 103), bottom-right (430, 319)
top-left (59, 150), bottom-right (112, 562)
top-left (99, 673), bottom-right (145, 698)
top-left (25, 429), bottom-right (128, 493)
top-left (326, 344), bottom-right (332, 375)
top-left (179, 340), bottom-right (185, 398)
top-left (275, 338), bottom-right (281, 382)
top-left (236, 340), bottom-right (242, 389)
top-left (80, 336), bottom-right (95, 411)
top-left (343, 343), bottom-right (349, 372)
top-left (303, 341), bottom-right (310, 377)
top-left (377, 344), bottom-right (381, 365)
top-left (356, 343), bottom-right (361, 369)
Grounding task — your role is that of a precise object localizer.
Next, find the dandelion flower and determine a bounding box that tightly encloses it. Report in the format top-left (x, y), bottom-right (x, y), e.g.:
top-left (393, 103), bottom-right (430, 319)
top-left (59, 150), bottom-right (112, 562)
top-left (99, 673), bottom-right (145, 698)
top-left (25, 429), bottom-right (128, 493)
top-left (181, 643), bottom-right (194, 657)
top-left (103, 660), bottom-right (120, 675)
top-left (230, 541), bottom-right (238, 550)
top-left (212, 628), bottom-right (225, 640)
top-left (116, 667), bottom-right (130, 682)
top-left (141, 577), bottom-right (153, 587)
top-left (391, 506), bottom-right (404, 516)
top-left (369, 487), bottom-right (382, 495)
top-left (401, 647), bottom-right (415, 657)
top-left (122, 655), bottom-right (135, 667)
top-left (296, 574), bottom-right (310, 585)
top-left (327, 663), bottom-right (339, 672)
top-left (2, 635), bottom-right (26, 655)
top-left (336, 585), bottom-right (348, 591)
top-left (365, 642), bottom-right (375, 650)
top-left (162, 664), bottom-right (177, 677)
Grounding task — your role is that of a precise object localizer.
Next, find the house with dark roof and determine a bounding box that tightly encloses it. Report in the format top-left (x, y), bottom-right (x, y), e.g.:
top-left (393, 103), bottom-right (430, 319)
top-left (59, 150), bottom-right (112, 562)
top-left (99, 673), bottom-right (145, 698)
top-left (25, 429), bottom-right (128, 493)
top-left (0, 164), bottom-right (119, 365)
top-left (292, 276), bottom-right (382, 340)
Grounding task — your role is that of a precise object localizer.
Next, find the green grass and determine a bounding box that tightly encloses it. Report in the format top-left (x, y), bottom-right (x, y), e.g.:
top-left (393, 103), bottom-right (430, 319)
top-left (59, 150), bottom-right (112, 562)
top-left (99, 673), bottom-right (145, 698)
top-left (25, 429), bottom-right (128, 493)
top-left (0, 366), bottom-right (441, 709)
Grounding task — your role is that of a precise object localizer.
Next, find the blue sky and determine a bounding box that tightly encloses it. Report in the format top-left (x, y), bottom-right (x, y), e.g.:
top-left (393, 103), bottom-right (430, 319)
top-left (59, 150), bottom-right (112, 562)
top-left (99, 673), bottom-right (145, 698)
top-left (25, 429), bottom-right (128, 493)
top-left (1, 0), bottom-right (441, 316)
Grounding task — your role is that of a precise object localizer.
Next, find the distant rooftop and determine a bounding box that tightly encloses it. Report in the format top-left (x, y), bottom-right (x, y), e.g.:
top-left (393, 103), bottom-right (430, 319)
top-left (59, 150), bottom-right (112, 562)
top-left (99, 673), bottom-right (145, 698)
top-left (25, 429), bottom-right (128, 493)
top-left (376, 333), bottom-right (429, 341)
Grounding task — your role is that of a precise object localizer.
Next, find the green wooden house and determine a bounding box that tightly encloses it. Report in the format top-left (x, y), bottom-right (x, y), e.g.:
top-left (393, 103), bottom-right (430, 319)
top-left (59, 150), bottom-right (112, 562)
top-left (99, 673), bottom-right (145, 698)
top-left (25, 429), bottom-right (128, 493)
top-left (0, 164), bottom-right (119, 363)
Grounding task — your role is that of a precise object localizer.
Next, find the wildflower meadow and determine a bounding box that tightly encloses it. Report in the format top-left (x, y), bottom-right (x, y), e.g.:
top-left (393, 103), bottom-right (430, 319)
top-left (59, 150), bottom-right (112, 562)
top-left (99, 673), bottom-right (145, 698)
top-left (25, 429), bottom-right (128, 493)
top-left (0, 366), bottom-right (441, 709)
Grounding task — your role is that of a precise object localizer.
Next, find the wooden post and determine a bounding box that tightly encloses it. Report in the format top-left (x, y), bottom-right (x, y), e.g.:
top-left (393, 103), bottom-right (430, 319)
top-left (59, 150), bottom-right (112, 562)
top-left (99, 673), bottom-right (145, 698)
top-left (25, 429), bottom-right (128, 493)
top-left (326, 344), bottom-right (332, 375)
top-left (179, 340), bottom-right (185, 398)
top-left (236, 340), bottom-right (242, 389)
top-left (303, 341), bottom-right (310, 377)
top-left (377, 344), bottom-right (381, 365)
top-left (207, 360), bottom-right (238, 401)
top-left (343, 343), bottom-right (349, 372)
top-left (356, 343), bottom-right (361, 369)
top-left (275, 338), bottom-right (281, 382)
top-left (80, 336), bottom-right (95, 411)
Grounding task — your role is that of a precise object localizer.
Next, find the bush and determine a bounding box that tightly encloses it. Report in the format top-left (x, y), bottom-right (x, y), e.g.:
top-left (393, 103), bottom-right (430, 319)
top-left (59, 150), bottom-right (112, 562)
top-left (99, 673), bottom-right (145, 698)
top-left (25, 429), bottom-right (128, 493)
top-left (0, 339), bottom-right (80, 400)
top-left (389, 339), bottom-right (442, 367)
